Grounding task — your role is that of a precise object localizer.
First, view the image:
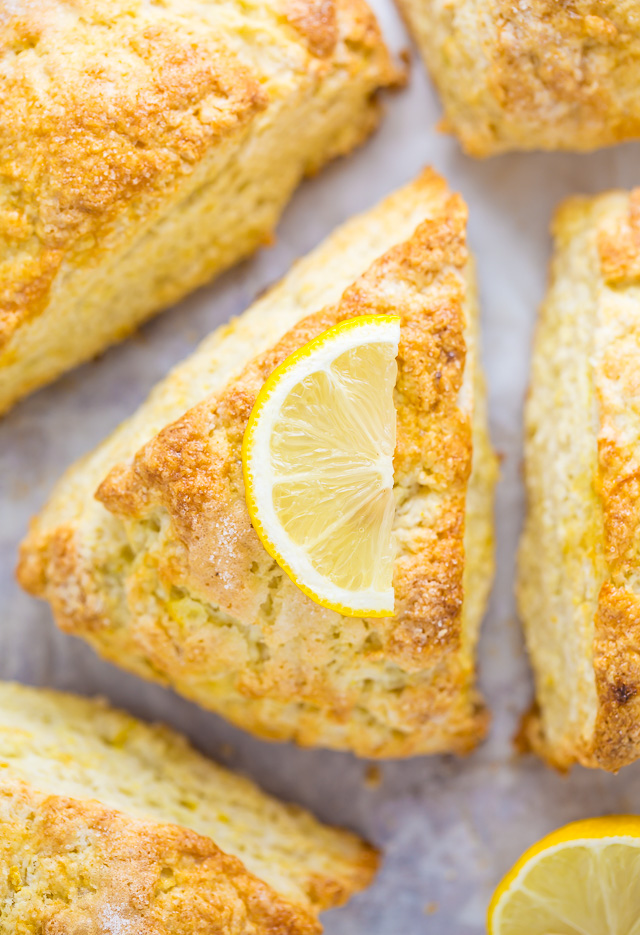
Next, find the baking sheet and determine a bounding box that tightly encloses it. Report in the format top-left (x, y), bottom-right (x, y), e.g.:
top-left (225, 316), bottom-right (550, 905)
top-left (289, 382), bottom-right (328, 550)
top-left (3, 3), bottom-right (640, 932)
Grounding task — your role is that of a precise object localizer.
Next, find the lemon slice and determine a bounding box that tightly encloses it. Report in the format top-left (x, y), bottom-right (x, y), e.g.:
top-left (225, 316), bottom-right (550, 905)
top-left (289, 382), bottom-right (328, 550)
top-left (489, 816), bottom-right (640, 935)
top-left (242, 314), bottom-right (400, 617)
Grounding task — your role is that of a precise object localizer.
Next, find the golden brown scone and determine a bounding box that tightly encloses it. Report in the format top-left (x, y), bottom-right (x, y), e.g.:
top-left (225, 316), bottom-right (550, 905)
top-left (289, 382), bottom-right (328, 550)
top-left (0, 0), bottom-right (397, 414)
top-left (18, 169), bottom-right (497, 758)
top-left (519, 188), bottom-right (640, 773)
top-left (397, 0), bottom-right (640, 156)
top-left (0, 682), bottom-right (377, 934)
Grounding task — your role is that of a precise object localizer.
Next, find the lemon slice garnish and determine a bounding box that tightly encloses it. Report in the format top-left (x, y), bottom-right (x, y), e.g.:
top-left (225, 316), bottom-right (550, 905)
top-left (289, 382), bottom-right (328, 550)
top-left (489, 816), bottom-right (640, 934)
top-left (242, 314), bottom-right (400, 617)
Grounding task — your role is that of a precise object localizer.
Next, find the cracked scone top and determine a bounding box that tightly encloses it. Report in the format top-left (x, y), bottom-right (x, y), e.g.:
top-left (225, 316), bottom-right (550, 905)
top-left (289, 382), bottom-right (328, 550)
top-left (396, 0), bottom-right (640, 156)
top-left (19, 170), bottom-right (497, 758)
top-left (519, 187), bottom-right (640, 772)
top-left (0, 0), bottom-right (396, 413)
top-left (0, 681), bottom-right (377, 934)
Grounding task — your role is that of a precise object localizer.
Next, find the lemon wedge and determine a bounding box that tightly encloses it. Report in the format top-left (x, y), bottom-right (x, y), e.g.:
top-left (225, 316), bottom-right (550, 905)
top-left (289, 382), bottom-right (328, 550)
top-left (489, 816), bottom-right (640, 935)
top-left (242, 314), bottom-right (400, 617)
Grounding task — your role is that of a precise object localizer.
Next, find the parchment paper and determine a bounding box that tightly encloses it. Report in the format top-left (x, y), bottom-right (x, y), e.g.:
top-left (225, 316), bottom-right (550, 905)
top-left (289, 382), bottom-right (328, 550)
top-left (3, 4), bottom-right (640, 932)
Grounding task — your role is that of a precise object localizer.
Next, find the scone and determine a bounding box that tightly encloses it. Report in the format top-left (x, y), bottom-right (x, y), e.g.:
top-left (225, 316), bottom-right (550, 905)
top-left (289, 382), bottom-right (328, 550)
top-left (0, 682), bottom-right (376, 934)
top-left (18, 169), bottom-right (497, 758)
top-left (397, 0), bottom-right (640, 156)
top-left (519, 188), bottom-right (640, 772)
top-left (0, 0), bottom-right (396, 415)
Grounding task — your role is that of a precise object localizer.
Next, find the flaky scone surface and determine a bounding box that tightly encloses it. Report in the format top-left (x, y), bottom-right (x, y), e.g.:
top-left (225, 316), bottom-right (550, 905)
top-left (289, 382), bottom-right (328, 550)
top-left (0, 0), bottom-right (396, 412)
top-left (519, 187), bottom-right (640, 772)
top-left (397, 0), bottom-right (640, 156)
top-left (19, 170), bottom-right (497, 758)
top-left (0, 682), bottom-right (377, 934)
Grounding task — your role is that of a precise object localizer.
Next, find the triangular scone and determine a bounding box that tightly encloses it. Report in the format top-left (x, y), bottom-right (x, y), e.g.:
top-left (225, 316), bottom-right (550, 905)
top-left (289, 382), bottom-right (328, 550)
top-left (519, 189), bottom-right (640, 773)
top-left (397, 0), bottom-right (640, 157)
top-left (0, 682), bottom-right (376, 934)
top-left (0, 0), bottom-right (396, 414)
top-left (19, 170), bottom-right (497, 757)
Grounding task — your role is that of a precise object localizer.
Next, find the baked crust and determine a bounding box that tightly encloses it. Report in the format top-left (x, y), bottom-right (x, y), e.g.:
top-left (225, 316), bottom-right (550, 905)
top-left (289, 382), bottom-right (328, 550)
top-left (0, 1), bottom-right (263, 348)
top-left (397, 0), bottom-right (640, 156)
top-left (19, 170), bottom-right (496, 757)
top-left (519, 187), bottom-right (640, 771)
top-left (2, 788), bottom-right (324, 935)
top-left (0, 0), bottom-right (396, 412)
top-left (0, 682), bottom-right (377, 934)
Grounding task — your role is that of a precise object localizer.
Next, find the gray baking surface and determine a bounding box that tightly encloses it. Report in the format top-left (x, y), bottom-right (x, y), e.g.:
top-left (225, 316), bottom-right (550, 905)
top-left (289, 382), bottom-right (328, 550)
top-left (2, 3), bottom-right (640, 932)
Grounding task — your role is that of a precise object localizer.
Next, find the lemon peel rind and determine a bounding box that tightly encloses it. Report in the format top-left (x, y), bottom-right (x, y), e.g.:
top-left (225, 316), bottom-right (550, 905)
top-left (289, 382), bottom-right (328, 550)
top-left (242, 314), bottom-right (400, 618)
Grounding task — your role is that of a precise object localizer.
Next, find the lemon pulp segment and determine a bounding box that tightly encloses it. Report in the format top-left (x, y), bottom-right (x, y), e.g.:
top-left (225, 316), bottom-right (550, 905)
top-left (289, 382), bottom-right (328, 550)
top-left (489, 817), bottom-right (640, 935)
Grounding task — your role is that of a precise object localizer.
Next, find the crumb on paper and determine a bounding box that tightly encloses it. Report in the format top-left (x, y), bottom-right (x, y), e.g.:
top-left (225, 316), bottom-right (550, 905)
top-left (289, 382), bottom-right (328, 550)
top-left (364, 764), bottom-right (382, 789)
top-left (424, 902), bottom-right (438, 915)
top-left (130, 329), bottom-right (148, 347)
top-left (388, 50), bottom-right (410, 90)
